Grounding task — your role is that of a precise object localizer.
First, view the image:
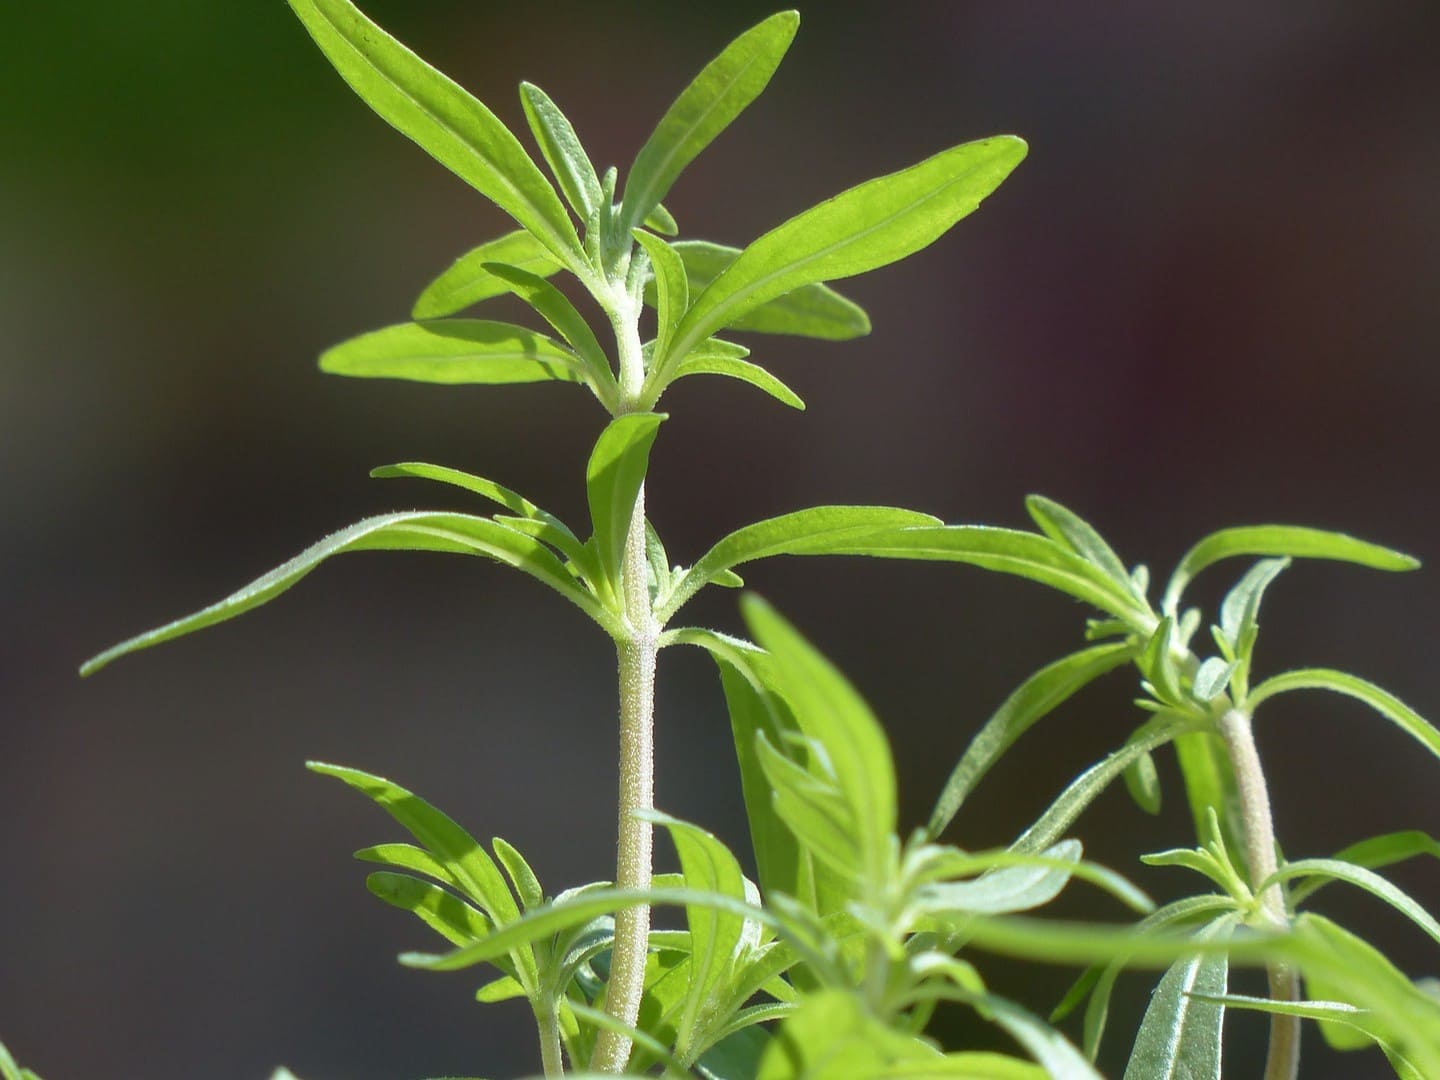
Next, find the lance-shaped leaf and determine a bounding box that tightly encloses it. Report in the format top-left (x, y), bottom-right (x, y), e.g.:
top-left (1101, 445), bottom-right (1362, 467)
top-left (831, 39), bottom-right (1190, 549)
top-left (1290, 831), bottom-right (1440, 907)
top-left (646, 241), bottom-right (870, 342)
top-left (412, 230), bottom-right (562, 319)
top-left (1025, 496), bottom-right (1137, 599)
top-left (928, 641), bottom-right (1133, 839)
top-left (742, 597), bottom-right (897, 883)
top-left (1161, 525), bottom-right (1418, 614)
top-left (586, 413), bottom-right (665, 589)
top-left (918, 841), bottom-right (1082, 917)
top-left (287, 0), bottom-right (581, 266)
top-left (913, 845), bottom-right (1153, 915)
top-left (80, 511), bottom-right (613, 674)
top-left (652, 135), bottom-right (1026, 387)
top-left (644, 203), bottom-right (680, 236)
top-left (1121, 916), bottom-right (1235, 1080)
top-left (670, 352), bottom-right (805, 411)
top-left (1248, 668), bottom-right (1440, 761)
top-left (319, 320), bottom-right (587, 386)
top-left (355, 841), bottom-right (457, 890)
top-left (1263, 859), bottom-right (1440, 948)
top-left (642, 812), bottom-right (749, 1056)
top-left (1193, 994), bottom-right (1420, 1075)
top-left (634, 230), bottom-right (689, 363)
top-left (618, 11), bottom-right (800, 235)
top-left (658, 506), bottom-right (941, 620)
top-left (756, 731), bottom-right (865, 885)
top-left (366, 871), bottom-right (492, 947)
top-left (481, 262), bottom-right (615, 393)
top-left (493, 837), bottom-right (545, 912)
top-left (519, 82), bottom-right (601, 223)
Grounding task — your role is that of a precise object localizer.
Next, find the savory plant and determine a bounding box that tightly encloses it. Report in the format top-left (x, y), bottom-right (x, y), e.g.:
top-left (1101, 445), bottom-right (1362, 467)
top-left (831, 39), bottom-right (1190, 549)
top-left (53, 2), bottom-right (1439, 1079)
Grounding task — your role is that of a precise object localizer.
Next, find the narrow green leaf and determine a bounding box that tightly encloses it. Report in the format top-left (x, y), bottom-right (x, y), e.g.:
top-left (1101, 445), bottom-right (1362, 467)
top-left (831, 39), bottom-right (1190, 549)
top-left (80, 511), bottom-right (609, 675)
top-left (480, 263), bottom-right (613, 389)
top-left (287, 0), bottom-right (581, 265)
top-left (755, 731), bottom-right (864, 883)
top-left (586, 413), bottom-right (665, 588)
top-left (1290, 831), bottom-right (1440, 906)
top-left (918, 841), bottom-right (1083, 916)
top-left (355, 842), bottom-right (457, 889)
top-left (634, 230), bottom-right (689, 365)
top-left (1121, 751), bottom-right (1162, 815)
top-left (493, 837), bottom-right (544, 912)
top-left (412, 230), bottom-right (562, 319)
top-left (742, 597), bottom-right (897, 880)
top-left (671, 352), bottom-right (805, 410)
top-left (1218, 557), bottom-right (1288, 647)
top-left (927, 642), bottom-right (1132, 838)
top-left (659, 506), bottom-right (942, 620)
top-left (475, 974), bottom-right (527, 1003)
top-left (1025, 496), bottom-right (1135, 596)
top-left (0, 1042), bottom-right (25, 1080)
top-left (1191, 657), bottom-right (1236, 702)
top-left (1162, 525), bottom-right (1418, 614)
top-left (1248, 668), bottom-right (1440, 761)
top-left (1121, 917), bottom-right (1234, 1080)
top-left (1192, 993), bottom-right (1417, 1072)
top-left (656, 136), bottom-right (1026, 384)
top-left (619, 12), bottom-right (800, 234)
top-left (644, 202), bottom-right (679, 236)
top-left (648, 241), bottom-right (870, 341)
top-left (1013, 714), bottom-right (1205, 853)
top-left (519, 82), bottom-right (601, 223)
top-left (1264, 858), bottom-right (1440, 948)
top-left (319, 320), bottom-right (586, 386)
top-left (366, 871), bottom-right (492, 947)
top-left (1138, 617), bottom-right (1183, 706)
top-left (643, 811), bottom-right (748, 1055)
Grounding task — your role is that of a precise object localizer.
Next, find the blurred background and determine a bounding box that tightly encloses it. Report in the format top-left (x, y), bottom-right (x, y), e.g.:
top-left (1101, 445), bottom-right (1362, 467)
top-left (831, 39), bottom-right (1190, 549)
top-left (2, 2), bottom-right (1437, 1077)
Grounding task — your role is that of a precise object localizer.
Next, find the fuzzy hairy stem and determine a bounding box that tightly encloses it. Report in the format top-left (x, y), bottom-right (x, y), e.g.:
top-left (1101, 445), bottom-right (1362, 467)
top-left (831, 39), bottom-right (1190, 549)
top-left (1217, 708), bottom-right (1300, 1080)
top-left (591, 291), bottom-right (658, 1073)
top-left (536, 1002), bottom-right (564, 1078)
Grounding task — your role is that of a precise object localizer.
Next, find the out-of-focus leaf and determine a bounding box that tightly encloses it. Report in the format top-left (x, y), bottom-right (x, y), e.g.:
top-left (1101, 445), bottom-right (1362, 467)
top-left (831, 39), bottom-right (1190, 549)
top-left (1121, 916), bottom-right (1235, 1080)
top-left (928, 642), bottom-right (1132, 838)
top-left (319, 320), bottom-right (586, 386)
top-left (917, 842), bottom-right (1084, 916)
top-left (1162, 526), bottom-right (1418, 614)
top-left (618, 12), bottom-right (800, 234)
top-left (80, 511), bottom-right (610, 675)
top-left (287, 0), bottom-right (580, 265)
top-left (1121, 751), bottom-right (1162, 815)
top-left (1248, 668), bottom-right (1440, 761)
top-left (413, 231), bottom-right (562, 319)
top-left (655, 136), bottom-right (1026, 387)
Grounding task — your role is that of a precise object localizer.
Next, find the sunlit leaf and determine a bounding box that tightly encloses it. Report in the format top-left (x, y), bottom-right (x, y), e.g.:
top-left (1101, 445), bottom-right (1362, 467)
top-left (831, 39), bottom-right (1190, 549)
top-left (1290, 831), bottom-right (1440, 906)
top-left (1162, 525), bottom-right (1418, 614)
top-left (366, 871), bottom-right (492, 947)
top-left (355, 842), bottom-right (457, 890)
top-left (80, 511), bottom-right (611, 674)
top-left (619, 11), bottom-right (800, 235)
top-left (412, 231), bottom-right (562, 319)
top-left (319, 320), bottom-right (586, 386)
top-left (493, 837), bottom-right (544, 912)
top-left (671, 352), bottom-right (805, 410)
top-left (586, 413), bottom-right (665, 589)
top-left (634, 230), bottom-right (689, 364)
top-left (1025, 496), bottom-right (1135, 597)
top-left (1264, 858), bottom-right (1440, 948)
top-left (928, 642), bottom-right (1132, 838)
top-left (655, 136), bottom-right (1025, 387)
top-left (481, 262), bottom-right (614, 393)
top-left (519, 82), bottom-right (602, 223)
top-left (287, 0), bottom-right (581, 265)
top-left (1248, 668), bottom-right (1440, 761)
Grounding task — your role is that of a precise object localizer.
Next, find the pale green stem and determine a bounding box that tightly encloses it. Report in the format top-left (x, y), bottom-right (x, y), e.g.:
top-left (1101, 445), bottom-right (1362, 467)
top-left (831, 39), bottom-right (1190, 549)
top-left (536, 1002), bottom-right (564, 1078)
top-left (1217, 709), bottom-right (1300, 1080)
top-left (591, 290), bottom-right (659, 1073)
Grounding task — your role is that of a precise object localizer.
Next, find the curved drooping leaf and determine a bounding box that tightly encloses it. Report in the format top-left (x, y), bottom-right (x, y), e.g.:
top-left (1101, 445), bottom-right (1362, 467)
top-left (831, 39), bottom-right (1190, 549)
top-left (653, 135), bottom-right (1026, 383)
top-left (658, 506), bottom-right (942, 619)
top-left (80, 511), bottom-right (611, 675)
top-left (1161, 525), bottom-right (1418, 614)
top-left (1247, 668), bottom-right (1440, 761)
top-left (480, 263), bottom-right (613, 390)
top-left (586, 413), bottom-right (665, 589)
top-left (646, 241), bottom-right (870, 342)
top-left (1289, 831), bottom-right (1440, 906)
top-left (1192, 994), bottom-right (1420, 1077)
top-left (319, 320), bottom-right (587, 386)
top-left (287, 0), bottom-right (581, 266)
top-left (927, 641), bottom-right (1133, 839)
top-left (1121, 916), bottom-right (1235, 1080)
top-left (914, 845), bottom-right (1153, 915)
top-left (519, 82), bottom-right (602, 223)
top-left (1263, 859), bottom-right (1440, 948)
top-left (618, 11), bottom-right (800, 235)
top-left (412, 231), bottom-right (562, 319)
top-left (671, 351), bottom-right (806, 410)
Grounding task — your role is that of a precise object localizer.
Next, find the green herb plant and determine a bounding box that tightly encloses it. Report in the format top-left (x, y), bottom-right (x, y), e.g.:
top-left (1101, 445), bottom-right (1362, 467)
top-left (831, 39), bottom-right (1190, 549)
top-left (53, 3), bottom-right (1440, 1078)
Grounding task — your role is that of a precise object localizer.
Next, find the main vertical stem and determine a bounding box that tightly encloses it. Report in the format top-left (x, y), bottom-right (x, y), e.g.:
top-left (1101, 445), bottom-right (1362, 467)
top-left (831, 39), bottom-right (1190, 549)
top-left (592, 288), bottom-right (658, 1073)
top-left (1218, 709), bottom-right (1300, 1080)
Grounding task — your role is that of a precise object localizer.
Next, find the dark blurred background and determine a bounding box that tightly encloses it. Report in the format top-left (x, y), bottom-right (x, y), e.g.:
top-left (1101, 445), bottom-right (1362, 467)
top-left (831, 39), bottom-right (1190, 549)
top-left (2, 2), bottom-right (1437, 1077)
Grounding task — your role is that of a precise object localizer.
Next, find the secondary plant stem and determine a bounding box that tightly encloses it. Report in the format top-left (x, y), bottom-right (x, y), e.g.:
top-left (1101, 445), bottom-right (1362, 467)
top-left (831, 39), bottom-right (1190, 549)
top-left (536, 1003), bottom-right (564, 1078)
top-left (1217, 708), bottom-right (1300, 1080)
top-left (592, 291), bottom-right (659, 1073)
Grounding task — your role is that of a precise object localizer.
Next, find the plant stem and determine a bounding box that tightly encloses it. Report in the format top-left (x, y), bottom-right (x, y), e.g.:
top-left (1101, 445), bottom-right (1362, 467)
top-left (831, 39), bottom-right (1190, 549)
top-left (536, 1003), bottom-right (565, 1078)
top-left (592, 289), bottom-right (659, 1073)
top-left (1217, 708), bottom-right (1300, 1080)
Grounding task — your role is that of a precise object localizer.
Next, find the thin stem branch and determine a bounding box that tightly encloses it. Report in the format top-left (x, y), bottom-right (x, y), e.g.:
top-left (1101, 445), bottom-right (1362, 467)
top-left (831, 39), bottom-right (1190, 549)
top-left (1217, 709), bottom-right (1300, 1080)
top-left (536, 1003), bottom-right (565, 1078)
